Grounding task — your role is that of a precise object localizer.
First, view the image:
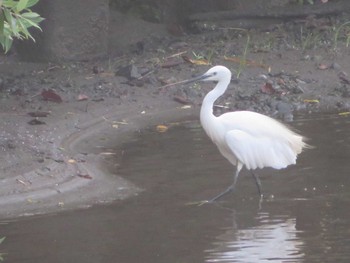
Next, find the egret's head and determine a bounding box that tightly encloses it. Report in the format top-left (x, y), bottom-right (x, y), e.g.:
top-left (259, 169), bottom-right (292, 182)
top-left (185, 65), bottom-right (232, 84)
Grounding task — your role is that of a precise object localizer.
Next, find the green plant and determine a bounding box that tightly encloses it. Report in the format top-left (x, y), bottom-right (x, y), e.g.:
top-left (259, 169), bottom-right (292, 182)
top-left (191, 49), bottom-right (214, 64)
top-left (300, 27), bottom-right (321, 51)
top-left (236, 34), bottom-right (250, 78)
top-left (0, 0), bottom-right (44, 53)
top-left (191, 51), bottom-right (205, 60)
top-left (333, 21), bottom-right (350, 49)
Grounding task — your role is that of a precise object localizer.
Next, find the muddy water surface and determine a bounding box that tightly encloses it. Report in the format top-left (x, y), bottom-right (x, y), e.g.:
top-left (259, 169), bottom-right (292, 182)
top-left (1, 113), bottom-right (350, 263)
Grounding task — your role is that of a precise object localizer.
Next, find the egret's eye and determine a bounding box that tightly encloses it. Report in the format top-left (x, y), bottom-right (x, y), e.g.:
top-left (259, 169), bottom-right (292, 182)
top-left (213, 72), bottom-right (217, 76)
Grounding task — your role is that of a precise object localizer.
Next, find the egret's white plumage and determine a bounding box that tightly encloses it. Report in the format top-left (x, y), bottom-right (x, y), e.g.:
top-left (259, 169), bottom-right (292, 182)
top-left (189, 65), bottom-right (307, 202)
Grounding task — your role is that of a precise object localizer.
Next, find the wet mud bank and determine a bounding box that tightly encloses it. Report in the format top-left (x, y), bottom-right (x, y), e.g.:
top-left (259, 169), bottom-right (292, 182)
top-left (0, 97), bottom-right (195, 219)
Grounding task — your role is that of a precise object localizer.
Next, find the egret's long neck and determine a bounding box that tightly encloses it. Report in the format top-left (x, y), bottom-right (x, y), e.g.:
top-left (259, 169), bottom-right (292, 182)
top-left (200, 80), bottom-right (229, 124)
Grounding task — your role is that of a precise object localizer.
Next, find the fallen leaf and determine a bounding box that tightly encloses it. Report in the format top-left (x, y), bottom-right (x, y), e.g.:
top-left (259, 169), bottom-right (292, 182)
top-left (156, 125), bottom-right (168, 133)
top-left (99, 72), bottom-right (114, 77)
top-left (77, 94), bottom-right (89, 101)
top-left (77, 173), bottom-right (93, 179)
top-left (224, 56), bottom-right (269, 69)
top-left (261, 82), bottom-right (276, 94)
top-left (41, 89), bottom-right (63, 103)
top-left (303, 99), bottom-right (319, 103)
top-left (28, 119), bottom-right (46, 125)
top-left (182, 55), bottom-right (210, 65)
top-left (27, 111), bottom-right (51, 117)
top-left (318, 63), bottom-right (328, 70)
top-left (67, 159), bottom-right (76, 164)
top-left (277, 78), bottom-right (285, 85)
top-left (99, 152), bottom-right (117, 155)
top-left (181, 105), bottom-right (192, 109)
top-left (16, 179), bottom-right (30, 186)
top-left (338, 112), bottom-right (350, 116)
top-left (173, 95), bottom-right (191, 104)
top-left (161, 59), bottom-right (183, 68)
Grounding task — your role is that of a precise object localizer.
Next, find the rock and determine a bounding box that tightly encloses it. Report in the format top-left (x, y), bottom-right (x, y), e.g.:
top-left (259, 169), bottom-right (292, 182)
top-left (331, 62), bottom-right (342, 71)
top-left (115, 65), bottom-right (141, 80)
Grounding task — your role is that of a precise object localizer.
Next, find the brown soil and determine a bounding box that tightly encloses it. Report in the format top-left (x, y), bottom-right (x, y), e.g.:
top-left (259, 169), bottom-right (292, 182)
top-left (1, 9), bottom-right (350, 219)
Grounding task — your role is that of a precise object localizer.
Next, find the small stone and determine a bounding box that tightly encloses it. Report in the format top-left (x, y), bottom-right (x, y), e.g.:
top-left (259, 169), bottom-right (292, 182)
top-left (331, 62), bottom-right (341, 71)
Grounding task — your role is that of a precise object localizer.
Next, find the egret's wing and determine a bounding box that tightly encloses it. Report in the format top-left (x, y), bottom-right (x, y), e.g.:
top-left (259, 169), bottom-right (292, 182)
top-left (219, 111), bottom-right (307, 155)
top-left (225, 130), bottom-right (297, 170)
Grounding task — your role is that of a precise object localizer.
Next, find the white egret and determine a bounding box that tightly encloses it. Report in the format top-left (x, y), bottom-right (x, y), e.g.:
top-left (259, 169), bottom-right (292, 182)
top-left (186, 65), bottom-right (308, 203)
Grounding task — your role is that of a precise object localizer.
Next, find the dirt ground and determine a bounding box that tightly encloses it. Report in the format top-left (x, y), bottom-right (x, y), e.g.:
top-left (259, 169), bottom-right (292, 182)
top-left (1, 8), bottom-right (350, 219)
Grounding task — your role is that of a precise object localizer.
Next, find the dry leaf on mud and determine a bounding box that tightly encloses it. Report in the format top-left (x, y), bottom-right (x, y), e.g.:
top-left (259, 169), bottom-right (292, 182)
top-left (303, 99), bottom-right (319, 103)
top-left (16, 179), bottom-right (31, 186)
top-left (68, 159), bottom-right (76, 164)
top-left (338, 112), bottom-right (350, 116)
top-left (77, 94), bottom-right (89, 101)
top-left (317, 63), bottom-right (329, 70)
top-left (182, 55), bottom-right (210, 65)
top-left (77, 173), bottom-right (93, 179)
top-left (161, 59), bottom-right (183, 68)
top-left (173, 95), bottom-right (191, 105)
top-left (224, 56), bottom-right (269, 69)
top-left (181, 105), bottom-right (192, 109)
top-left (99, 152), bottom-right (117, 156)
top-left (41, 89), bottom-right (63, 103)
top-left (261, 82), bottom-right (276, 94)
top-left (156, 125), bottom-right (169, 133)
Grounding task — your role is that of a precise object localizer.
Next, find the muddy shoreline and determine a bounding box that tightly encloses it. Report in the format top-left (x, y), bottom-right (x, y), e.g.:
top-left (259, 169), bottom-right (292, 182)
top-left (0, 92), bottom-right (198, 219)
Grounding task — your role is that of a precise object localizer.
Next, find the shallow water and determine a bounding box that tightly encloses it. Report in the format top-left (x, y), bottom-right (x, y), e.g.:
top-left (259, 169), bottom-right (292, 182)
top-left (2, 113), bottom-right (350, 263)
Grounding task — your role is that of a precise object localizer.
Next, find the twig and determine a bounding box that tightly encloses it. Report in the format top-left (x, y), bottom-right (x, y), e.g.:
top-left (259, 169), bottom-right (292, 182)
top-left (164, 50), bottom-right (188, 60)
top-left (158, 78), bottom-right (194, 90)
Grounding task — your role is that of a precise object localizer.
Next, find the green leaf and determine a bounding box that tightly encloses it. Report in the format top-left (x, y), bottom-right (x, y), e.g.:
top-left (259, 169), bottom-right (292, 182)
top-left (21, 11), bottom-right (40, 18)
top-left (17, 0), bottom-right (29, 12)
top-left (26, 0), bottom-right (39, 8)
top-left (3, 9), bottom-right (19, 38)
top-left (2, 30), bottom-right (13, 52)
top-left (0, 10), bottom-right (4, 35)
top-left (0, 236), bottom-right (5, 244)
top-left (1, 0), bottom-right (42, 53)
top-left (3, 8), bottom-right (12, 24)
top-left (2, 1), bottom-right (16, 8)
top-left (21, 16), bottom-right (42, 30)
top-left (21, 12), bottom-right (44, 26)
top-left (17, 18), bottom-right (34, 40)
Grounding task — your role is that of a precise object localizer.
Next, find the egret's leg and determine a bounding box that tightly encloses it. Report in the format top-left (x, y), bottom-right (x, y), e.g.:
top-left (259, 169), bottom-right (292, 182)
top-left (251, 172), bottom-right (263, 198)
top-left (207, 166), bottom-right (241, 203)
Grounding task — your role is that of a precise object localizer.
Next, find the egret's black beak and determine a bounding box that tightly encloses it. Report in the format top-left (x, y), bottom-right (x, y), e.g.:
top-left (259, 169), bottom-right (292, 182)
top-left (183, 73), bottom-right (211, 84)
